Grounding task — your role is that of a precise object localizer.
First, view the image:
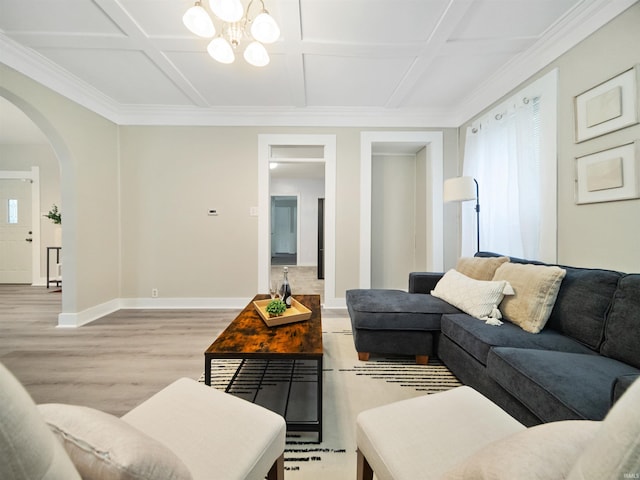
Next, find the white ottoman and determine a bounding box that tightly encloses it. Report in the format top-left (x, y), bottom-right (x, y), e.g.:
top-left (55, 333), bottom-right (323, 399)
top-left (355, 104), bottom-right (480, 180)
top-left (356, 386), bottom-right (525, 480)
top-left (122, 378), bottom-right (286, 480)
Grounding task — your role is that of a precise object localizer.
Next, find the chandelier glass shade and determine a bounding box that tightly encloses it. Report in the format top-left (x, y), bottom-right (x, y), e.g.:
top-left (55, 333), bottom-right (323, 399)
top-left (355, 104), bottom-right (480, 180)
top-left (183, 0), bottom-right (280, 67)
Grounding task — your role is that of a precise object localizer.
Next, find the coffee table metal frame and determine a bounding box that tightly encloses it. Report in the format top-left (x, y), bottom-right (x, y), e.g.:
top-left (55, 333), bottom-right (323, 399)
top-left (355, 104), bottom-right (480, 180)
top-left (204, 294), bottom-right (323, 442)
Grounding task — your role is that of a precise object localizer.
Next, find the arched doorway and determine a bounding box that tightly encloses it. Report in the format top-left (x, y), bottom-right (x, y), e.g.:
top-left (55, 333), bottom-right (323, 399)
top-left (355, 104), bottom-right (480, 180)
top-left (0, 88), bottom-right (76, 323)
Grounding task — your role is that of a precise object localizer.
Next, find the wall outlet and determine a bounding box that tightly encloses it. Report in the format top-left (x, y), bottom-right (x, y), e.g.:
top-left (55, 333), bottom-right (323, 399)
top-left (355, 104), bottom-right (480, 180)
top-left (151, 288), bottom-right (158, 298)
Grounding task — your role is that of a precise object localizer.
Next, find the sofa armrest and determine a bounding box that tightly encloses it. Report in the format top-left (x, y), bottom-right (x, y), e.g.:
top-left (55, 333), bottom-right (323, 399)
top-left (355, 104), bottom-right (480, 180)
top-left (408, 272), bottom-right (444, 294)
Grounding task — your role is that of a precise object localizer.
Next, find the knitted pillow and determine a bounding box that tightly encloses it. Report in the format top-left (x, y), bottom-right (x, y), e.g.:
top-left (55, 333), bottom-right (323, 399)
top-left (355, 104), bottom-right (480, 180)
top-left (432, 269), bottom-right (513, 324)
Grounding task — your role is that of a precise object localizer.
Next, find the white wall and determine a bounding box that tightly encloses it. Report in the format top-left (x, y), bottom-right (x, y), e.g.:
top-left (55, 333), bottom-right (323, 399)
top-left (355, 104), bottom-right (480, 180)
top-left (271, 176), bottom-right (324, 266)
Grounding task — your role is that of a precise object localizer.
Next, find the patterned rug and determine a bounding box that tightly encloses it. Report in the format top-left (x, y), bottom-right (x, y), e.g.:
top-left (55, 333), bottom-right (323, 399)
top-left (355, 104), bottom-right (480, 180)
top-left (200, 316), bottom-right (461, 479)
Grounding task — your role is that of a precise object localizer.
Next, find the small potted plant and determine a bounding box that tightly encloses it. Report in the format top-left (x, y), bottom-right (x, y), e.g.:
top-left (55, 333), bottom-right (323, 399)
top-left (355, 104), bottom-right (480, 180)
top-left (265, 299), bottom-right (287, 318)
top-left (44, 204), bottom-right (61, 224)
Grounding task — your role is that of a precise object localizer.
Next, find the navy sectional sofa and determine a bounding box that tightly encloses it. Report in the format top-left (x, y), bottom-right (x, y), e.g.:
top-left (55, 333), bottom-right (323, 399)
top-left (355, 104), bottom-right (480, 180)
top-left (347, 252), bottom-right (640, 427)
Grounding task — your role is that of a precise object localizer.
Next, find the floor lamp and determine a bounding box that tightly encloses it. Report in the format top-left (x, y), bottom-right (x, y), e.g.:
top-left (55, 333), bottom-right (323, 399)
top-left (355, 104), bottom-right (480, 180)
top-left (444, 176), bottom-right (480, 253)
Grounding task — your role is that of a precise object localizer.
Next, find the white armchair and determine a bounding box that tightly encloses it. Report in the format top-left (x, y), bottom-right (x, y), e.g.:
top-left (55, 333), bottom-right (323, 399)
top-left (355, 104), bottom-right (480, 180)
top-left (0, 362), bottom-right (285, 480)
top-left (357, 381), bottom-right (640, 480)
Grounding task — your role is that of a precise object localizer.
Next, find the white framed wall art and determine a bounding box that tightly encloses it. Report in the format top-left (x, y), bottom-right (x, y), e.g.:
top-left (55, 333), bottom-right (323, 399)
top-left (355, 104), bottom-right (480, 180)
top-left (575, 141), bottom-right (640, 204)
top-left (574, 65), bottom-right (640, 143)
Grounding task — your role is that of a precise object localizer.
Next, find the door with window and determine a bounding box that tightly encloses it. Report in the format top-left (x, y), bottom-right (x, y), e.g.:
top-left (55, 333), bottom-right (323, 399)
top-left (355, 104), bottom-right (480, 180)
top-left (0, 179), bottom-right (32, 283)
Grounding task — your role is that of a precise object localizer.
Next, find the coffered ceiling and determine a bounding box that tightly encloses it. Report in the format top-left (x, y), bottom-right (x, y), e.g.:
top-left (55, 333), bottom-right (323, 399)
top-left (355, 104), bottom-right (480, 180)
top-left (0, 0), bottom-right (636, 130)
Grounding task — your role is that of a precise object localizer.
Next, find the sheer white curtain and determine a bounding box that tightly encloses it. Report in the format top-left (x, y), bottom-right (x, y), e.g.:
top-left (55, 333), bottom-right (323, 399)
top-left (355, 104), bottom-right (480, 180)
top-left (461, 98), bottom-right (541, 259)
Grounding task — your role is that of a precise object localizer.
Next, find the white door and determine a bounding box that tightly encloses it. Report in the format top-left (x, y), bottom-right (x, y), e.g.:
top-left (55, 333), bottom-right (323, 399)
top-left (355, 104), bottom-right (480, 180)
top-left (271, 196), bottom-right (297, 255)
top-left (0, 179), bottom-right (33, 283)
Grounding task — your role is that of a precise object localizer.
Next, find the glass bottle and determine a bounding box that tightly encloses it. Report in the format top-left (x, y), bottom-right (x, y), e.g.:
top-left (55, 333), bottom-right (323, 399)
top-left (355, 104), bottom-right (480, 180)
top-left (280, 266), bottom-right (292, 308)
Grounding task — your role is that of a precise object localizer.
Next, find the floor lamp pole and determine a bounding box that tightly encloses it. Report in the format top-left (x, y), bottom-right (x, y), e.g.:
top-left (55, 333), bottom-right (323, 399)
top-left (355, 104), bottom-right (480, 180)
top-left (474, 179), bottom-right (480, 253)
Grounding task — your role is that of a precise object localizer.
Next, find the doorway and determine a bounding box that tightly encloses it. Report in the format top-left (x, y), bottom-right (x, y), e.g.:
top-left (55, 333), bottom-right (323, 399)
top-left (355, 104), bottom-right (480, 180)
top-left (258, 134), bottom-right (337, 307)
top-left (0, 178), bottom-right (33, 283)
top-left (271, 195), bottom-right (298, 265)
top-left (360, 131), bottom-right (444, 289)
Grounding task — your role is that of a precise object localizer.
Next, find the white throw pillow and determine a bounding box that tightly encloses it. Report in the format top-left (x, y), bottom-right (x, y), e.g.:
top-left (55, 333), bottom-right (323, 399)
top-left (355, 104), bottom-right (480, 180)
top-left (0, 363), bottom-right (81, 480)
top-left (431, 269), bottom-right (513, 324)
top-left (567, 378), bottom-right (640, 480)
top-left (441, 420), bottom-right (600, 480)
top-left (38, 403), bottom-right (192, 480)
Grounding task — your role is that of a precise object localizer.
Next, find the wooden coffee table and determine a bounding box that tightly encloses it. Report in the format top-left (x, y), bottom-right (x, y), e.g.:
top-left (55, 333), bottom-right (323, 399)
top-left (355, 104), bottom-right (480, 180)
top-left (204, 294), bottom-right (323, 441)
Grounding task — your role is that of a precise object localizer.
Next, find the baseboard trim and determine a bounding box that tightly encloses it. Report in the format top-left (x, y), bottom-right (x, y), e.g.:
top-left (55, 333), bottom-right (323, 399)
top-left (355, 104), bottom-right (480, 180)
top-left (57, 299), bottom-right (120, 328)
top-left (118, 297), bottom-right (251, 309)
top-left (57, 296), bottom-right (347, 327)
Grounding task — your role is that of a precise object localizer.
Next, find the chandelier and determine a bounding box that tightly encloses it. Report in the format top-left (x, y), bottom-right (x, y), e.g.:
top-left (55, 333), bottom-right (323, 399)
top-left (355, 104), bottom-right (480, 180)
top-left (183, 0), bottom-right (280, 67)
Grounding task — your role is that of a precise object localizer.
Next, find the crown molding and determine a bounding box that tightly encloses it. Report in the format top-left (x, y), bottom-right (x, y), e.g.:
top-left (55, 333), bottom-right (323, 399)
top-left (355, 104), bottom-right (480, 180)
top-left (451, 0), bottom-right (638, 126)
top-left (114, 104), bottom-right (459, 128)
top-left (0, 33), bottom-right (121, 123)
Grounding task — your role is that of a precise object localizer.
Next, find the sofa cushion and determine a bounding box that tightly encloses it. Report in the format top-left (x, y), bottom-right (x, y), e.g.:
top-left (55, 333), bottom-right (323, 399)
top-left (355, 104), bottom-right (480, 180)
top-left (38, 403), bottom-right (192, 480)
top-left (0, 363), bottom-right (81, 480)
top-left (346, 289), bottom-right (459, 331)
top-left (600, 274), bottom-right (640, 369)
top-left (493, 262), bottom-right (566, 333)
top-left (441, 313), bottom-right (595, 366)
top-left (487, 348), bottom-right (640, 422)
top-left (456, 256), bottom-right (510, 281)
top-left (546, 267), bottom-right (622, 350)
top-left (567, 378), bottom-right (640, 480)
top-left (477, 252), bottom-right (622, 350)
top-left (441, 420), bottom-right (600, 480)
top-left (432, 269), bottom-right (513, 322)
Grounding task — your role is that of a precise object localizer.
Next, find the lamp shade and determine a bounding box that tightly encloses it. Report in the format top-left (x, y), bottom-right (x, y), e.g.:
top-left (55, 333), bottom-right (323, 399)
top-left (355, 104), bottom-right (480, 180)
top-left (444, 176), bottom-right (477, 203)
top-left (207, 37), bottom-right (235, 64)
top-left (209, 0), bottom-right (243, 22)
top-left (244, 41), bottom-right (270, 66)
top-left (183, 4), bottom-right (216, 38)
top-left (251, 12), bottom-right (280, 44)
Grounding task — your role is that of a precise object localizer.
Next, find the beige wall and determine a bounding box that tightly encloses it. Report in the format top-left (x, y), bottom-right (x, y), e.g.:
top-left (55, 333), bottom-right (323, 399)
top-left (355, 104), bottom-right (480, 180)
top-left (1, 65), bottom-right (120, 316)
top-left (372, 153), bottom-right (418, 289)
top-left (459, 4), bottom-right (640, 272)
top-left (119, 126), bottom-right (458, 301)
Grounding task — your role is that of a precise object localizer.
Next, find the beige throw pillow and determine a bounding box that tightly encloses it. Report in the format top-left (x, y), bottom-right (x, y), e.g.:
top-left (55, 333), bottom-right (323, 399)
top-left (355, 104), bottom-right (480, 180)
top-left (493, 262), bottom-right (566, 333)
top-left (431, 269), bottom-right (513, 324)
top-left (441, 420), bottom-right (600, 480)
top-left (456, 256), bottom-right (510, 281)
top-left (38, 404), bottom-right (192, 480)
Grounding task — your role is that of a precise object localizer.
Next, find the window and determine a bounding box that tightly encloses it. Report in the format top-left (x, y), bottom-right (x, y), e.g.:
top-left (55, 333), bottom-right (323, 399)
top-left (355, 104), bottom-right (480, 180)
top-left (461, 70), bottom-right (558, 262)
top-left (8, 199), bottom-right (18, 224)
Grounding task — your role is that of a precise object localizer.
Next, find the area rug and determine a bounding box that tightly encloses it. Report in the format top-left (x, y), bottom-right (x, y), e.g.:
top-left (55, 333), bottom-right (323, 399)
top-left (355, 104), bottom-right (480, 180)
top-left (200, 316), bottom-right (461, 479)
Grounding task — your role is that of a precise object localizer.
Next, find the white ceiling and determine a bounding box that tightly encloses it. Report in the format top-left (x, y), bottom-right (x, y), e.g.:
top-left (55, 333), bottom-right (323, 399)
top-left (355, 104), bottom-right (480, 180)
top-left (0, 0), bottom-right (636, 140)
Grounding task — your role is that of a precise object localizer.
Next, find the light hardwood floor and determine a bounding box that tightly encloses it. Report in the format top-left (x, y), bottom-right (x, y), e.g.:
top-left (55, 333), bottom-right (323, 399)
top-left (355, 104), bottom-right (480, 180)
top-left (1, 276), bottom-right (336, 417)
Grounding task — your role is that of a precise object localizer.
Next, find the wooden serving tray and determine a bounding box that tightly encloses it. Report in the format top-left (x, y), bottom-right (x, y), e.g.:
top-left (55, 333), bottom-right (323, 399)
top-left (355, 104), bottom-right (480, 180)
top-left (253, 297), bottom-right (312, 327)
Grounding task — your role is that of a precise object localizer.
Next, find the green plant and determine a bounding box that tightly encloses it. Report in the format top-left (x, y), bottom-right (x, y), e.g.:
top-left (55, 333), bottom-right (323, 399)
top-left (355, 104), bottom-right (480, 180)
top-left (44, 204), bottom-right (61, 225)
top-left (265, 299), bottom-right (286, 317)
